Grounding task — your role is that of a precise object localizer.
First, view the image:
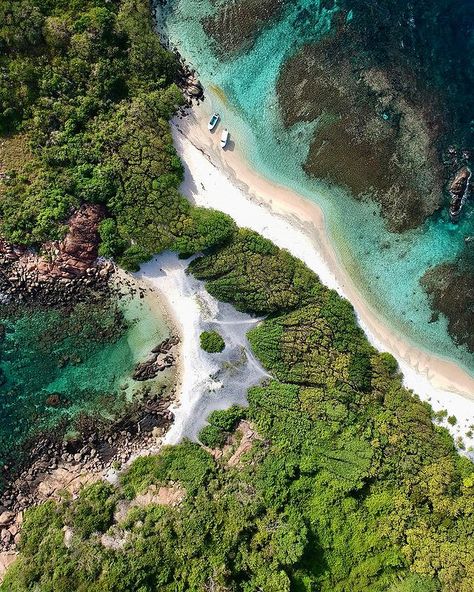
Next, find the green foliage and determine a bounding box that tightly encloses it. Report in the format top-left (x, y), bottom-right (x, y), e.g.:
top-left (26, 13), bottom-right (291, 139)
top-left (68, 482), bottom-right (116, 538)
top-left (348, 349), bottom-right (373, 392)
top-left (433, 408), bottom-right (448, 422)
top-left (199, 330), bottom-right (225, 353)
top-left (189, 228), bottom-right (323, 314)
top-left (198, 424), bottom-right (226, 448)
top-left (248, 303), bottom-right (373, 391)
top-left (378, 352), bottom-right (399, 376)
top-left (172, 207), bottom-right (236, 257)
top-left (207, 405), bottom-right (246, 432)
top-left (199, 406), bottom-right (246, 447)
top-left (0, 0), bottom-right (234, 268)
top-left (387, 574), bottom-right (440, 592)
top-left (17, 501), bottom-right (64, 557)
top-left (121, 441), bottom-right (215, 498)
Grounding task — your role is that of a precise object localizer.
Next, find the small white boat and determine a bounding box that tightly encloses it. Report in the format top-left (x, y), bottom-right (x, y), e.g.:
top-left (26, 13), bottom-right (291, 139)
top-left (208, 113), bottom-right (220, 131)
top-left (220, 128), bottom-right (229, 149)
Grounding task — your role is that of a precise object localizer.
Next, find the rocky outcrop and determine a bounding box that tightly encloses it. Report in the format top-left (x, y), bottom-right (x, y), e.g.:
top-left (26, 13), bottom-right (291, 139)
top-left (37, 204), bottom-right (105, 279)
top-left (133, 336), bottom-right (180, 381)
top-left (182, 75), bottom-right (203, 100)
top-left (450, 166), bottom-right (471, 197)
top-left (0, 551), bottom-right (17, 583)
top-left (0, 204), bottom-right (112, 305)
top-left (448, 165), bottom-right (472, 222)
top-left (0, 388), bottom-right (176, 554)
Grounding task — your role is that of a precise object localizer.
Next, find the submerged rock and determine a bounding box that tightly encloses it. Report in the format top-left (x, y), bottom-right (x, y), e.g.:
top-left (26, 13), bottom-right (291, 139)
top-left (277, 39), bottom-right (444, 232)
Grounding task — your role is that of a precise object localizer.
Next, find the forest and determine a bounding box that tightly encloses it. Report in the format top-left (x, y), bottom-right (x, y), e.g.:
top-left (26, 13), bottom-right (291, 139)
top-left (1, 1), bottom-right (474, 591)
top-left (0, 0), bottom-right (234, 270)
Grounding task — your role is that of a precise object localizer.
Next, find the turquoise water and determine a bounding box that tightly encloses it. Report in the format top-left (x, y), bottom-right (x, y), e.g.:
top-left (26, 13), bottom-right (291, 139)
top-left (0, 290), bottom-right (169, 465)
top-left (156, 0), bottom-right (474, 374)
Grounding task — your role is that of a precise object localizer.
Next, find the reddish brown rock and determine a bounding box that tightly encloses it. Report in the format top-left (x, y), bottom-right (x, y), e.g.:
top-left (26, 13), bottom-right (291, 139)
top-left (0, 204), bottom-right (112, 304)
top-left (449, 166), bottom-right (471, 198)
top-left (38, 204), bottom-right (105, 280)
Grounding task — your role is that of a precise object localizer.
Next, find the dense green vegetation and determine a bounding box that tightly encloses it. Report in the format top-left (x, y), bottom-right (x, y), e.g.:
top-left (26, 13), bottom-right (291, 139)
top-left (0, 0), bottom-right (234, 269)
top-left (199, 330), bottom-right (225, 353)
top-left (199, 405), bottom-right (246, 447)
top-left (4, 227), bottom-right (474, 591)
top-left (190, 229), bottom-right (323, 314)
top-left (1, 1), bottom-right (474, 591)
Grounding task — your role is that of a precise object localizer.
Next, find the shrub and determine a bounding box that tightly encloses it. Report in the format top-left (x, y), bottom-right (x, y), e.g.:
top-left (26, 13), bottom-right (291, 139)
top-left (68, 482), bottom-right (116, 538)
top-left (378, 352), bottom-right (399, 376)
top-left (199, 424), bottom-right (226, 448)
top-left (121, 441), bottom-right (215, 498)
top-left (348, 350), bottom-right (373, 392)
top-left (199, 406), bottom-right (246, 447)
top-left (207, 405), bottom-right (246, 432)
top-left (200, 330), bottom-right (225, 353)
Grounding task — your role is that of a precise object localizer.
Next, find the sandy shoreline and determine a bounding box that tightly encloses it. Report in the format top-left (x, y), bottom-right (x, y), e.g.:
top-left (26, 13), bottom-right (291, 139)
top-left (136, 252), bottom-right (267, 446)
top-left (170, 101), bottom-right (474, 450)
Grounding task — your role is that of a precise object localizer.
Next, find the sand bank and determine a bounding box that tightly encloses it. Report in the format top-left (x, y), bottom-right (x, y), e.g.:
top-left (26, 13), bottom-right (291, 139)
top-left (170, 102), bottom-right (474, 452)
top-left (136, 252), bottom-right (268, 445)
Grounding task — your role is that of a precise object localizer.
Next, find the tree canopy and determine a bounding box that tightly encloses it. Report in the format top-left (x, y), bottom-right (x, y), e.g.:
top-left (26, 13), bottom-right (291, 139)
top-left (0, 0), bottom-right (235, 269)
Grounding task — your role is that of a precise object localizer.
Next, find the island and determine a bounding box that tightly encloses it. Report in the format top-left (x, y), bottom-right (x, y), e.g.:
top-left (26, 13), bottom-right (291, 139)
top-left (0, 0), bottom-right (473, 591)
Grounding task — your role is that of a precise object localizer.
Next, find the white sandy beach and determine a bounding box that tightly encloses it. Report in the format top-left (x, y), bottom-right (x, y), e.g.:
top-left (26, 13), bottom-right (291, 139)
top-left (166, 102), bottom-right (474, 452)
top-left (136, 253), bottom-right (268, 446)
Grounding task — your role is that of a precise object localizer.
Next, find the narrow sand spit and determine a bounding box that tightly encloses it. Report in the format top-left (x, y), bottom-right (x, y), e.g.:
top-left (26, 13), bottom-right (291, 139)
top-left (168, 103), bottom-right (474, 453)
top-left (136, 252), bottom-right (269, 446)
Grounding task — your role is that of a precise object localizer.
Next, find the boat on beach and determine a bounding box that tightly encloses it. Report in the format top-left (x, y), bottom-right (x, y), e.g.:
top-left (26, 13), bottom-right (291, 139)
top-left (220, 128), bottom-right (229, 149)
top-left (208, 113), bottom-right (220, 131)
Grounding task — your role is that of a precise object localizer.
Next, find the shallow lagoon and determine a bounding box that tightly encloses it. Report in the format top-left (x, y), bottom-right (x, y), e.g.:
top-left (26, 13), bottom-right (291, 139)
top-left (0, 286), bottom-right (169, 466)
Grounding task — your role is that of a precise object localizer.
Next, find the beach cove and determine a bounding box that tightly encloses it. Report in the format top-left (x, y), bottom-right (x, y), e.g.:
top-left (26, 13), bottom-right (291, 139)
top-left (155, 0), bottom-right (474, 379)
top-left (167, 100), bottom-right (474, 452)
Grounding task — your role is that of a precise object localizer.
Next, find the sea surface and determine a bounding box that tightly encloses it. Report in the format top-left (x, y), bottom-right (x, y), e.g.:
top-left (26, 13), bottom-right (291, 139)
top-left (155, 0), bottom-right (474, 375)
top-left (0, 288), bottom-right (169, 468)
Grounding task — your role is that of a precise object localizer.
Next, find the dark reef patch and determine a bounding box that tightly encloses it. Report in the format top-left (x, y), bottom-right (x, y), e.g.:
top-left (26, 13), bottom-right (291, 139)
top-left (338, 0), bottom-right (474, 145)
top-left (202, 0), bottom-right (289, 57)
top-left (421, 252), bottom-right (474, 353)
top-left (277, 38), bottom-right (444, 232)
top-left (277, 0), bottom-right (474, 232)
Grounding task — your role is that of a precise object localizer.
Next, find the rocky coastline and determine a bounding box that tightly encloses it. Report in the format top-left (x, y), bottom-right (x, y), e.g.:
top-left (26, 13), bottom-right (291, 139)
top-left (0, 334), bottom-right (179, 555)
top-left (0, 205), bottom-right (183, 565)
top-left (0, 249), bottom-right (183, 575)
top-left (0, 31), bottom-right (206, 569)
top-left (0, 203), bottom-right (113, 307)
